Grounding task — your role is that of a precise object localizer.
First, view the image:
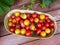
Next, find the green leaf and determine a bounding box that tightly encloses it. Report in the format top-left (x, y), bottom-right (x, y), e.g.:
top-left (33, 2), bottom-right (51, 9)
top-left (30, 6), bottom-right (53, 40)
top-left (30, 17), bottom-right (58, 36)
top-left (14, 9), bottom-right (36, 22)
top-left (0, 7), bottom-right (4, 16)
top-left (30, 0), bottom-right (36, 5)
top-left (20, 5), bottom-right (25, 9)
top-left (40, 0), bottom-right (46, 8)
top-left (28, 5), bottom-right (33, 10)
top-left (51, 0), bottom-right (56, 3)
top-left (0, 0), bottom-right (14, 5)
top-left (40, 2), bottom-right (46, 8)
top-left (40, 0), bottom-right (51, 8)
top-left (0, 2), bottom-right (10, 12)
top-left (45, 0), bottom-right (51, 7)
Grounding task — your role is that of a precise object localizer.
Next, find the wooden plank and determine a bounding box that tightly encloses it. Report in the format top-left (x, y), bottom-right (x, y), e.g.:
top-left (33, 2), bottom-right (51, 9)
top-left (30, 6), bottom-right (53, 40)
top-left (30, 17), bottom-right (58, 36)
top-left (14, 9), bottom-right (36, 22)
top-left (0, 34), bottom-right (37, 45)
top-left (22, 34), bottom-right (60, 45)
top-left (0, 23), bottom-right (10, 36)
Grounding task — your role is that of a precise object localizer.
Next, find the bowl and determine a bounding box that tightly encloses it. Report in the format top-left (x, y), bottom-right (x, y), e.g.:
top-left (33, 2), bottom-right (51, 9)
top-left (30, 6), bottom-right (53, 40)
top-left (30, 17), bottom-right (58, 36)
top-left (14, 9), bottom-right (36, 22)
top-left (4, 9), bottom-right (57, 39)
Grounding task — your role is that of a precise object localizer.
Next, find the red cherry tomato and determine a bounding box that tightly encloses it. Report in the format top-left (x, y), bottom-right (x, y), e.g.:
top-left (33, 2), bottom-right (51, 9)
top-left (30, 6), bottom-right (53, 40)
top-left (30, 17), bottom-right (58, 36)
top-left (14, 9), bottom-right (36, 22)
top-left (50, 27), bottom-right (54, 30)
top-left (50, 22), bottom-right (54, 27)
top-left (25, 26), bottom-right (30, 30)
top-left (26, 30), bottom-right (32, 36)
top-left (26, 13), bottom-right (30, 19)
top-left (11, 15), bottom-right (15, 19)
top-left (16, 24), bottom-right (20, 28)
top-left (20, 20), bottom-right (25, 28)
top-left (12, 23), bottom-right (16, 27)
top-left (41, 22), bottom-right (45, 26)
top-left (39, 20), bottom-right (43, 23)
top-left (9, 18), bottom-right (12, 22)
top-left (16, 16), bottom-right (21, 21)
top-left (10, 27), bottom-right (15, 32)
top-left (45, 16), bottom-right (49, 20)
top-left (36, 29), bottom-right (41, 34)
top-left (46, 19), bottom-right (51, 22)
top-left (45, 22), bottom-right (49, 27)
top-left (37, 23), bottom-right (42, 28)
top-left (32, 13), bottom-right (37, 18)
top-left (30, 17), bottom-right (34, 23)
top-left (34, 28), bottom-right (37, 31)
top-left (42, 26), bottom-right (46, 30)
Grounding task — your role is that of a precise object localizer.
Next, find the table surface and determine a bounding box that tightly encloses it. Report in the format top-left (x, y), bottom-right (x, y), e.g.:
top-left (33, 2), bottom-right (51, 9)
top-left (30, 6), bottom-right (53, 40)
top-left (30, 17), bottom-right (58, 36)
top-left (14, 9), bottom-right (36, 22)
top-left (0, 0), bottom-right (60, 45)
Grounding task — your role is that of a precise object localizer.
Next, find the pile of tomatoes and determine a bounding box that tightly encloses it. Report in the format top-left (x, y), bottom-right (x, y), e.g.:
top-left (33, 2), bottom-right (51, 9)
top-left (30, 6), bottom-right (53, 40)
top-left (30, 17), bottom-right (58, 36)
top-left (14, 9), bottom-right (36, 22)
top-left (8, 11), bottom-right (55, 37)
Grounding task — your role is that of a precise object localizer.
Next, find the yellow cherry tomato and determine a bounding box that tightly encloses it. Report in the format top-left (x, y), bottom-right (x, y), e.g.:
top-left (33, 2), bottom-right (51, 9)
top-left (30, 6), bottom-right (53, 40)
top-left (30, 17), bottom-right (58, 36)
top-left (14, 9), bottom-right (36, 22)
top-left (14, 11), bottom-right (20, 16)
top-left (12, 19), bottom-right (16, 23)
top-left (40, 31), bottom-right (46, 37)
top-left (45, 28), bottom-right (51, 34)
top-left (21, 14), bottom-right (27, 19)
top-left (9, 18), bottom-right (12, 22)
top-left (30, 25), bottom-right (35, 31)
top-left (8, 22), bottom-right (13, 26)
top-left (21, 29), bottom-right (26, 35)
top-left (40, 14), bottom-right (45, 20)
top-left (15, 29), bottom-right (21, 34)
top-left (34, 18), bottom-right (39, 23)
top-left (24, 20), bottom-right (30, 25)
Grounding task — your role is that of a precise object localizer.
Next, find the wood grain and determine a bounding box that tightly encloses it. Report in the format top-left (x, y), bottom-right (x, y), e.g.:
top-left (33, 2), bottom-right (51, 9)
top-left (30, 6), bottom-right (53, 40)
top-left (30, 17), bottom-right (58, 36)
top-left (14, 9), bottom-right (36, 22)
top-left (22, 34), bottom-right (60, 45)
top-left (0, 0), bottom-right (60, 45)
top-left (0, 9), bottom-right (60, 45)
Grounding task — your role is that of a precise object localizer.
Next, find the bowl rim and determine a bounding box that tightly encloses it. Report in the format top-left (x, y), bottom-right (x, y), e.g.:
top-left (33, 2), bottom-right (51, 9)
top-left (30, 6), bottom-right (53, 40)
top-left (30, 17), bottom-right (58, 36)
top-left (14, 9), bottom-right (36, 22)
top-left (4, 9), bottom-right (57, 39)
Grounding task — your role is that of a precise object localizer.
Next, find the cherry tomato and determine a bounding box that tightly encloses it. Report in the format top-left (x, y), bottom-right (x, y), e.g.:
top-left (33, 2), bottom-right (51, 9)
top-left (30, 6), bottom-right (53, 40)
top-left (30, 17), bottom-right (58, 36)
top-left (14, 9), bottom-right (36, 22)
top-left (50, 22), bottom-right (54, 27)
top-left (8, 22), bottom-right (13, 27)
top-left (32, 13), bottom-right (37, 18)
top-left (34, 18), bottom-right (39, 23)
top-left (16, 24), bottom-right (20, 28)
top-left (41, 22), bottom-right (44, 26)
top-left (30, 17), bottom-right (34, 23)
top-left (15, 29), bottom-right (21, 34)
top-left (9, 18), bottom-right (12, 22)
top-left (30, 24), bottom-right (35, 31)
top-left (34, 28), bottom-right (37, 31)
top-left (14, 11), bottom-right (20, 16)
top-left (50, 27), bottom-right (54, 30)
top-left (37, 23), bottom-right (42, 28)
top-left (45, 28), bottom-right (51, 34)
top-left (36, 29), bottom-right (41, 34)
top-left (25, 26), bottom-right (30, 30)
top-left (40, 14), bottom-right (45, 20)
top-left (39, 20), bottom-right (43, 23)
top-left (42, 26), bottom-right (46, 30)
top-left (26, 13), bottom-right (30, 19)
top-left (11, 15), bottom-right (15, 19)
top-left (45, 16), bottom-right (49, 20)
top-left (12, 19), bottom-right (16, 23)
top-left (45, 22), bottom-right (49, 27)
top-left (40, 31), bottom-right (46, 37)
top-left (24, 19), bottom-right (30, 25)
top-left (26, 30), bottom-right (32, 36)
top-left (10, 27), bottom-right (15, 32)
top-left (12, 23), bottom-right (16, 27)
top-left (20, 22), bottom-right (25, 28)
top-left (46, 19), bottom-right (51, 22)
top-left (16, 16), bottom-right (21, 21)
top-left (21, 29), bottom-right (26, 35)
top-left (21, 14), bottom-right (27, 19)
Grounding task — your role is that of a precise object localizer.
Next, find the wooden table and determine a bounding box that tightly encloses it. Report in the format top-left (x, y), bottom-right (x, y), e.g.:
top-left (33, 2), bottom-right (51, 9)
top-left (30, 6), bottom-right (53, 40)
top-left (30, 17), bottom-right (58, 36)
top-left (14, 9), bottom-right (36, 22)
top-left (0, 0), bottom-right (60, 45)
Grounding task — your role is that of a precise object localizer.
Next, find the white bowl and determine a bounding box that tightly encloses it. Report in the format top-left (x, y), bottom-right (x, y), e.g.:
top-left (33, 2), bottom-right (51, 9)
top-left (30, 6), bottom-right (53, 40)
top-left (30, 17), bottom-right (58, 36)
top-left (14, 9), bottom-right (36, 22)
top-left (4, 9), bottom-right (57, 39)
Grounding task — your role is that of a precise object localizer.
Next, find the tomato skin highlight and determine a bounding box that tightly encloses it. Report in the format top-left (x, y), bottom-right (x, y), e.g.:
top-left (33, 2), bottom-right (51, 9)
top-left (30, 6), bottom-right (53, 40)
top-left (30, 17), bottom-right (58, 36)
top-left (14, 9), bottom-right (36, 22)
top-left (32, 13), bottom-right (37, 18)
top-left (26, 30), bottom-right (32, 36)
